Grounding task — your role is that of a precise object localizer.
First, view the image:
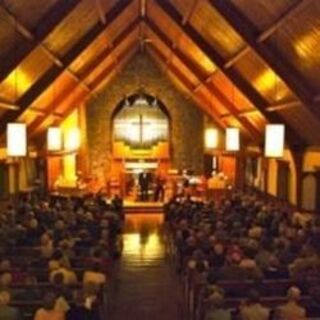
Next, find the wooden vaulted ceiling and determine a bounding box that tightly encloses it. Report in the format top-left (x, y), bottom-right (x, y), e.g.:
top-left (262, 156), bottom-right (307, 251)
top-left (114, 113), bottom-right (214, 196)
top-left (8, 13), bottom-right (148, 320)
top-left (0, 0), bottom-right (320, 147)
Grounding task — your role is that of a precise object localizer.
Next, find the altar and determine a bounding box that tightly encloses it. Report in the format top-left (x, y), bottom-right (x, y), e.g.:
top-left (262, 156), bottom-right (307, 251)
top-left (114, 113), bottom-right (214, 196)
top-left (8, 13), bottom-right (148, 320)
top-left (107, 92), bottom-right (171, 200)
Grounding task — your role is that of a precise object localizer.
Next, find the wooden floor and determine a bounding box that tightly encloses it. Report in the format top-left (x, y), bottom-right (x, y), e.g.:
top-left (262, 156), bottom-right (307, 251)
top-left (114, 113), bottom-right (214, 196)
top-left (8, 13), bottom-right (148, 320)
top-left (107, 213), bottom-right (185, 320)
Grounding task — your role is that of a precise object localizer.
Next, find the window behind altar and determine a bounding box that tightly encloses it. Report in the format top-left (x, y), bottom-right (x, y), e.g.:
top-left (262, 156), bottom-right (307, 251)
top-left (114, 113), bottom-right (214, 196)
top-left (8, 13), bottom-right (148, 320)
top-left (113, 95), bottom-right (169, 150)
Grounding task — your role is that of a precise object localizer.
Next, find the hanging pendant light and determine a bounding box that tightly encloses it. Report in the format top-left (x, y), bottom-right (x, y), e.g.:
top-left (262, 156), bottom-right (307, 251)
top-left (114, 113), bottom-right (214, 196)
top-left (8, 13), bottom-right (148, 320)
top-left (47, 127), bottom-right (62, 151)
top-left (226, 127), bottom-right (240, 151)
top-left (205, 128), bottom-right (218, 149)
top-left (264, 124), bottom-right (285, 158)
top-left (65, 128), bottom-right (81, 151)
top-left (7, 123), bottom-right (27, 157)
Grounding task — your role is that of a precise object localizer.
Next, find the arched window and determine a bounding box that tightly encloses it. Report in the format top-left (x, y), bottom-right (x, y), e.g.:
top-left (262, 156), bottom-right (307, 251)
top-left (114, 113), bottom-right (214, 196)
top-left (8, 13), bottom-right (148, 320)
top-left (113, 93), bottom-right (169, 149)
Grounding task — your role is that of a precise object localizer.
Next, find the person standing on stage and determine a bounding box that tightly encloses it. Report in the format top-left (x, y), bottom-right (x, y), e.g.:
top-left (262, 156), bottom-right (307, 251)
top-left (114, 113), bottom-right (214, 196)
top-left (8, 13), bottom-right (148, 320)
top-left (139, 171), bottom-right (150, 201)
top-left (154, 173), bottom-right (165, 202)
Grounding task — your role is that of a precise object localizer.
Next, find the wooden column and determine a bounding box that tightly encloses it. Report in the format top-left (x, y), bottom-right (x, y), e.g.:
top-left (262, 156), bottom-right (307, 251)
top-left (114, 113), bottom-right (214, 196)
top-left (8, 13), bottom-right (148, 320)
top-left (235, 153), bottom-right (245, 190)
top-left (291, 147), bottom-right (305, 210)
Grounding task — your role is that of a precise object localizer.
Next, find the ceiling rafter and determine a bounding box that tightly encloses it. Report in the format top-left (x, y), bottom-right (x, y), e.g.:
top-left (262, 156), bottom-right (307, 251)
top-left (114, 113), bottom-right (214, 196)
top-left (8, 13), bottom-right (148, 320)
top-left (0, 0), bottom-right (134, 136)
top-left (164, 0), bottom-right (199, 72)
top-left (222, 0), bottom-right (312, 70)
top-left (209, 0), bottom-right (316, 114)
top-left (145, 18), bottom-right (261, 142)
top-left (220, 100), bottom-right (302, 119)
top-left (148, 44), bottom-right (225, 131)
top-left (0, 0), bottom-right (80, 83)
top-left (53, 44), bottom-right (140, 130)
top-left (28, 18), bottom-right (140, 136)
top-left (154, 0), bottom-right (306, 147)
top-left (186, 0), bottom-right (312, 98)
top-left (95, 0), bottom-right (107, 24)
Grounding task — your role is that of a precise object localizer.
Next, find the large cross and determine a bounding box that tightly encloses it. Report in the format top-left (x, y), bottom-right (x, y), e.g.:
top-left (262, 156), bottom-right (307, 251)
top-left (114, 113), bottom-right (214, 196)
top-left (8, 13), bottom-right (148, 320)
top-left (131, 114), bottom-right (151, 145)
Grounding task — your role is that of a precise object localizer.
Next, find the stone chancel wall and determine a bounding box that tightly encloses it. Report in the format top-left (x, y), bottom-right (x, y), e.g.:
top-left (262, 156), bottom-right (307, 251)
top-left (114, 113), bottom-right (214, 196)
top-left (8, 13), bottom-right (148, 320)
top-left (86, 53), bottom-right (204, 184)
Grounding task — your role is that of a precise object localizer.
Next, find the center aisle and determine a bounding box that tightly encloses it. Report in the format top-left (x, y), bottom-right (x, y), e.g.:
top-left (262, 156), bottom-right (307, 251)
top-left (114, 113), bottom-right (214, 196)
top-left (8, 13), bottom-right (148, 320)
top-left (107, 213), bottom-right (185, 320)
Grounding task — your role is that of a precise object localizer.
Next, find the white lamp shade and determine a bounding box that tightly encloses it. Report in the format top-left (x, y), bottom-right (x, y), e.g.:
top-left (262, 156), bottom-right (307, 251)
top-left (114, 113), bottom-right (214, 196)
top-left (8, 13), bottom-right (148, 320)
top-left (226, 128), bottom-right (240, 151)
top-left (65, 128), bottom-right (80, 151)
top-left (205, 128), bottom-right (218, 149)
top-left (47, 127), bottom-right (62, 151)
top-left (265, 124), bottom-right (285, 157)
top-left (7, 123), bottom-right (27, 156)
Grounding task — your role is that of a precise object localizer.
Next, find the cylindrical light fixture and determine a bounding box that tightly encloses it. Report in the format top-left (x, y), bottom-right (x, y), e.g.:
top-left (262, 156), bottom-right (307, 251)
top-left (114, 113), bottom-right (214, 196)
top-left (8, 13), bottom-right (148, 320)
top-left (7, 123), bottom-right (27, 157)
top-left (264, 124), bottom-right (285, 157)
top-left (205, 128), bottom-right (218, 149)
top-left (65, 128), bottom-right (81, 151)
top-left (47, 127), bottom-right (62, 151)
top-left (226, 127), bottom-right (240, 151)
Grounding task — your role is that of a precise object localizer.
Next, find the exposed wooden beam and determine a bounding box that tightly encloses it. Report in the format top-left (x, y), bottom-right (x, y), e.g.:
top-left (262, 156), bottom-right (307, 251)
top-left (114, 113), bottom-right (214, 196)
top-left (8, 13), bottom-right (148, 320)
top-left (140, 0), bottom-right (146, 17)
top-left (258, 0), bottom-right (312, 42)
top-left (164, 0), bottom-right (199, 72)
top-left (27, 108), bottom-right (62, 118)
top-left (148, 45), bottom-right (225, 131)
top-left (95, 0), bottom-right (107, 24)
top-left (182, 0), bottom-right (200, 25)
top-left (0, 0), bottom-right (133, 136)
top-left (266, 100), bottom-right (302, 112)
top-left (209, 0), bottom-right (315, 112)
top-left (222, 0), bottom-right (312, 70)
top-left (0, 101), bottom-right (20, 111)
top-left (54, 45), bottom-right (139, 129)
top-left (0, 0), bottom-right (80, 83)
top-left (154, 0), bottom-right (306, 146)
top-left (78, 17), bottom-right (140, 78)
top-left (28, 19), bottom-right (139, 137)
top-left (146, 18), bottom-right (260, 142)
top-left (221, 100), bottom-right (302, 119)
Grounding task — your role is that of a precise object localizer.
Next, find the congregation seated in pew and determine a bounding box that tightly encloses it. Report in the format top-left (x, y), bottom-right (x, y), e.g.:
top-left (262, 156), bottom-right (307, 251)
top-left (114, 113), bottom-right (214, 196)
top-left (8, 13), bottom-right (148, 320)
top-left (0, 193), bottom-right (124, 319)
top-left (165, 191), bottom-right (320, 319)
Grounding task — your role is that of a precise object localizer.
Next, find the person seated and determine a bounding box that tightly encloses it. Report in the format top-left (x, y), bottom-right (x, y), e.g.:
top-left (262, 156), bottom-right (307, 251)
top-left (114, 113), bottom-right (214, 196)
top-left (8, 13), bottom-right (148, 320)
top-left (83, 262), bottom-right (106, 286)
top-left (0, 260), bottom-right (13, 287)
top-left (49, 261), bottom-right (77, 285)
top-left (217, 253), bottom-right (250, 281)
top-left (275, 286), bottom-right (307, 320)
top-left (66, 290), bottom-right (99, 320)
top-left (205, 291), bottom-right (231, 320)
top-left (0, 290), bottom-right (21, 320)
top-left (34, 292), bottom-right (65, 320)
top-left (239, 289), bottom-right (270, 320)
top-left (40, 232), bottom-right (54, 259)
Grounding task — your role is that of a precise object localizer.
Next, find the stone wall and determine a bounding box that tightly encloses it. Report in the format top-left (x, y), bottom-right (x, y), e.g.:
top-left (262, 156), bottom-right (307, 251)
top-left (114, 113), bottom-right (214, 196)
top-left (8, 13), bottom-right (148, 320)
top-left (86, 52), bottom-right (204, 184)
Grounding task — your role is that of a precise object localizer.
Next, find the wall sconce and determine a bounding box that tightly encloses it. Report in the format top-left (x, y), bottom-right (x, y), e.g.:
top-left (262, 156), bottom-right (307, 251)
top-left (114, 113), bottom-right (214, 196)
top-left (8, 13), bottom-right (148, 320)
top-left (7, 123), bottom-right (27, 157)
top-left (47, 127), bottom-right (62, 151)
top-left (264, 124), bottom-right (285, 158)
top-left (226, 127), bottom-right (240, 151)
top-left (205, 128), bottom-right (218, 149)
top-left (65, 128), bottom-right (81, 151)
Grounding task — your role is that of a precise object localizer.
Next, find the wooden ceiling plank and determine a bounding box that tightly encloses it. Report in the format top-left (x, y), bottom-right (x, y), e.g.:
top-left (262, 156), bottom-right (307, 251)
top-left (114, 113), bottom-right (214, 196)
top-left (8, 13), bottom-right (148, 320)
top-left (51, 45), bottom-right (139, 130)
top-left (148, 44), bottom-right (226, 131)
top-left (221, 100), bottom-right (302, 119)
top-left (0, 0), bottom-right (133, 136)
top-left (146, 18), bottom-right (261, 142)
top-left (5, 6), bottom-right (96, 98)
top-left (257, 0), bottom-right (312, 43)
top-left (95, 0), bottom-right (107, 24)
top-left (154, 0), bottom-right (306, 146)
top-left (209, 0), bottom-right (316, 112)
top-left (222, 0), bottom-right (312, 70)
top-left (28, 19), bottom-right (139, 136)
top-left (78, 17), bottom-right (139, 78)
top-left (0, 0), bottom-right (80, 83)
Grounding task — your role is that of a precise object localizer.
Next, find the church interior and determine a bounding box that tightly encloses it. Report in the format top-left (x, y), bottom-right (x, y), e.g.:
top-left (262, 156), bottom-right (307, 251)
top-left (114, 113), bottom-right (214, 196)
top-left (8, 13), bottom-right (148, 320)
top-left (0, 0), bottom-right (320, 319)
